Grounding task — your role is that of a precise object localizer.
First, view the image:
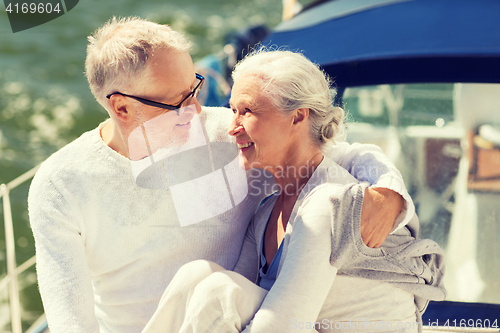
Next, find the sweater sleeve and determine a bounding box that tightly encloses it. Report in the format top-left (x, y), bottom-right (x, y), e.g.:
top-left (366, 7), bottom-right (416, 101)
top-left (325, 141), bottom-right (414, 232)
top-left (233, 218), bottom-right (259, 283)
top-left (241, 186), bottom-right (343, 333)
top-left (28, 172), bottom-right (99, 332)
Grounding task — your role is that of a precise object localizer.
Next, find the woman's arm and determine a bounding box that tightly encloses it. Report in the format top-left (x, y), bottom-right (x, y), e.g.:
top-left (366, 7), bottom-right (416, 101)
top-left (241, 185), bottom-right (350, 332)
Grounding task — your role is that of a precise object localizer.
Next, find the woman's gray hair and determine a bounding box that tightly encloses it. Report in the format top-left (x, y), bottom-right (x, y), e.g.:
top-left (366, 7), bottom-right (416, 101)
top-left (231, 48), bottom-right (345, 146)
top-left (85, 17), bottom-right (192, 109)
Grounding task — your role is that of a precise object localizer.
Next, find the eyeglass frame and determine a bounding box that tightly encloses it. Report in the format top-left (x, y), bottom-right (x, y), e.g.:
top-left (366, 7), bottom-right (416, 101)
top-left (106, 73), bottom-right (205, 115)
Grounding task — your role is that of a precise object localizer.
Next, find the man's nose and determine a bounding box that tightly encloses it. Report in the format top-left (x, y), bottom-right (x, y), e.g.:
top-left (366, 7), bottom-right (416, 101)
top-left (182, 98), bottom-right (201, 115)
top-left (193, 97), bottom-right (202, 114)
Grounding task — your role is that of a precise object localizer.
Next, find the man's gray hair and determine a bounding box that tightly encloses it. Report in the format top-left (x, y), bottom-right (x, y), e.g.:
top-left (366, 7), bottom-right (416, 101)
top-left (85, 17), bottom-right (192, 110)
top-left (231, 48), bottom-right (345, 146)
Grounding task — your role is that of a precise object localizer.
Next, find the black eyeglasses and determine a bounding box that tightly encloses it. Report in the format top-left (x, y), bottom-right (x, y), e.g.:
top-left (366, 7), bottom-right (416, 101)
top-left (106, 73), bottom-right (205, 115)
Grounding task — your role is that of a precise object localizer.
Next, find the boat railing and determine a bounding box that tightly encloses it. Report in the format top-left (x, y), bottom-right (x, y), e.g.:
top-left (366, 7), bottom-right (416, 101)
top-left (1, 165), bottom-right (40, 333)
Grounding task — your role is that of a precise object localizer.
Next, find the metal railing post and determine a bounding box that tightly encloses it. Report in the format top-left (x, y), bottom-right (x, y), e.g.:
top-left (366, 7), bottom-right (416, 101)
top-left (1, 183), bottom-right (23, 333)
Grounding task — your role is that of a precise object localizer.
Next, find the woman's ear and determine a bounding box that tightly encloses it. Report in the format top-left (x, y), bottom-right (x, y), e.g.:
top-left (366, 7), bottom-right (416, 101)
top-left (292, 107), bottom-right (309, 125)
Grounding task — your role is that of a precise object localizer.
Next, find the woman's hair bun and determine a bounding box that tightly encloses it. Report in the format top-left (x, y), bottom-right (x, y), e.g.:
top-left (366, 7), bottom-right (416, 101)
top-left (319, 107), bottom-right (342, 142)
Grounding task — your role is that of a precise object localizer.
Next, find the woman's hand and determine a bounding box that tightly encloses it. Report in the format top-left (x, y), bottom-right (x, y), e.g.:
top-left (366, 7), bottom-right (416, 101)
top-left (360, 187), bottom-right (404, 248)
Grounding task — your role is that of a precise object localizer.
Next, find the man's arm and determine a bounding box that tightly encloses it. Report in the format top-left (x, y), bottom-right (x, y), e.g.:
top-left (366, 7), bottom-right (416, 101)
top-left (326, 141), bottom-right (414, 247)
top-left (29, 172), bottom-right (99, 332)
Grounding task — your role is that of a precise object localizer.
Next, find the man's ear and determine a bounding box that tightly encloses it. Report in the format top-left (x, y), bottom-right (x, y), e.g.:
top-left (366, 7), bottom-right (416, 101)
top-left (108, 95), bottom-right (134, 123)
top-left (292, 107), bottom-right (309, 125)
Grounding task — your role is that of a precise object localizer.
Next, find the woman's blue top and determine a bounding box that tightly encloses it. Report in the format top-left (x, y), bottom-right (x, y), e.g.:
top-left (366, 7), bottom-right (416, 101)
top-left (255, 192), bottom-right (284, 291)
top-left (257, 226), bottom-right (284, 291)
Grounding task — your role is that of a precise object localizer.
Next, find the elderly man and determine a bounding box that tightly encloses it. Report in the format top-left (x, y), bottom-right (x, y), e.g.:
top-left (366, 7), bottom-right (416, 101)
top-left (29, 17), bottom-right (412, 332)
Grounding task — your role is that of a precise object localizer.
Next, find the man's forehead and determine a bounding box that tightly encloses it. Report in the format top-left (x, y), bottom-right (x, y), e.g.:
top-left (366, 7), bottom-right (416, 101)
top-left (144, 50), bottom-right (195, 99)
top-left (149, 48), bottom-right (193, 67)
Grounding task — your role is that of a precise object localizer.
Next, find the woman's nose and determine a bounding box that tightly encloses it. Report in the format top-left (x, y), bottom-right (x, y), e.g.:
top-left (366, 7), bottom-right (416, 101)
top-left (228, 114), bottom-right (244, 136)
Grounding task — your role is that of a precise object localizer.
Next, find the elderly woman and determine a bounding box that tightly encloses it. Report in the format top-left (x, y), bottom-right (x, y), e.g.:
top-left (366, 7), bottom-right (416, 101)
top-left (142, 50), bottom-right (445, 333)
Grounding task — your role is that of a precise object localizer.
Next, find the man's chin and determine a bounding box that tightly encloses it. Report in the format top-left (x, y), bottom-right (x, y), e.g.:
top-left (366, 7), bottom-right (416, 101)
top-left (167, 131), bottom-right (191, 148)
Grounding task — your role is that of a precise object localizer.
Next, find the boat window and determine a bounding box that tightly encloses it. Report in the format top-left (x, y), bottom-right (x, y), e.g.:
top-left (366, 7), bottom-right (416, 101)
top-left (343, 83), bottom-right (500, 305)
